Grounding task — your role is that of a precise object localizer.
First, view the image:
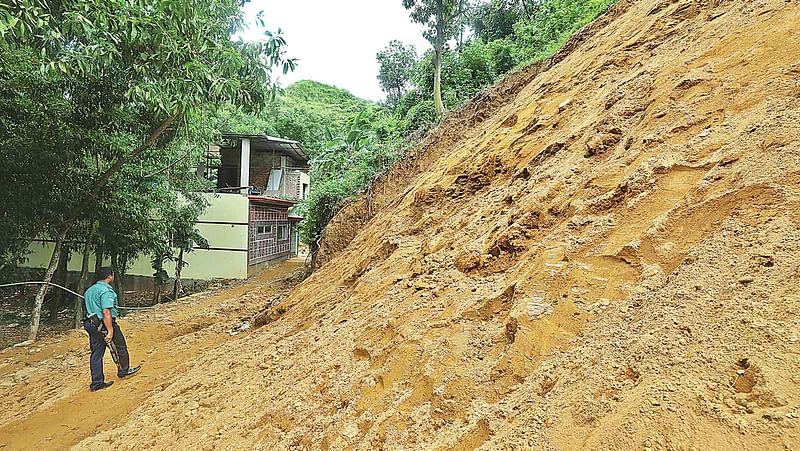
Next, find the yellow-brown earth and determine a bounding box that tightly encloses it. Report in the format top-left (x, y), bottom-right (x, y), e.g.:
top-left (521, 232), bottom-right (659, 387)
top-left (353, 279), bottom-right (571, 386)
top-left (2, 0), bottom-right (800, 449)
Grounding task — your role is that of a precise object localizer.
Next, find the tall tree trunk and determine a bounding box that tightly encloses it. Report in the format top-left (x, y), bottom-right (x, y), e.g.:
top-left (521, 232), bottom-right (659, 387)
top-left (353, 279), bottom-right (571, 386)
top-left (433, 48), bottom-right (444, 115)
top-left (154, 282), bottom-right (162, 305)
top-left (121, 254), bottom-right (128, 305)
top-left (153, 253), bottom-right (164, 304)
top-left (172, 248), bottom-right (185, 301)
top-left (111, 252), bottom-right (127, 307)
top-left (75, 223), bottom-right (95, 329)
top-left (116, 269), bottom-right (126, 307)
top-left (310, 239), bottom-right (320, 271)
top-left (434, 0), bottom-right (446, 115)
top-left (111, 251), bottom-right (119, 303)
top-left (94, 247), bottom-right (103, 275)
top-left (47, 245), bottom-right (71, 321)
top-left (28, 229), bottom-right (66, 341)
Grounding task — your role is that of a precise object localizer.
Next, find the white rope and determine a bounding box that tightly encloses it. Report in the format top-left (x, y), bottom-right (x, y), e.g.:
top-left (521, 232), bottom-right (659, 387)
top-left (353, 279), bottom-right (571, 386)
top-left (0, 281), bottom-right (84, 298)
top-left (0, 281), bottom-right (155, 310)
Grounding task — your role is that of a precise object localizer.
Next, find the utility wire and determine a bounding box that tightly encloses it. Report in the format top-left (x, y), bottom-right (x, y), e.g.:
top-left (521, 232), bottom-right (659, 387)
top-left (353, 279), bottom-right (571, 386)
top-left (0, 281), bottom-right (154, 310)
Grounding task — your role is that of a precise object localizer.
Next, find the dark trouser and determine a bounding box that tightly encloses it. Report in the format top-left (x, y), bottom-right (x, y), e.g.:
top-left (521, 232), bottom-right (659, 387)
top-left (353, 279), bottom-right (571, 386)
top-left (83, 319), bottom-right (131, 389)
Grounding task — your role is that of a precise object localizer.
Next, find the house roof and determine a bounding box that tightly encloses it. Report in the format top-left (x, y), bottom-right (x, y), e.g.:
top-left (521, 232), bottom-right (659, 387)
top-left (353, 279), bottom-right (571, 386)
top-left (248, 195), bottom-right (298, 207)
top-left (221, 133), bottom-right (308, 163)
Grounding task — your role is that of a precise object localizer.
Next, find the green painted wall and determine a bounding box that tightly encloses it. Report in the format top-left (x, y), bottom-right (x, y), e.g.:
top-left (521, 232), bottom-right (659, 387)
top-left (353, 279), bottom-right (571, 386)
top-left (201, 193), bottom-right (249, 222)
top-left (22, 193), bottom-right (251, 281)
top-left (196, 223), bottom-right (248, 250)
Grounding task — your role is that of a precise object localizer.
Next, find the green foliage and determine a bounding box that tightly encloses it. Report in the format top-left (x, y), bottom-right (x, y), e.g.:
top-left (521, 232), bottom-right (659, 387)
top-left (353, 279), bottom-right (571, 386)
top-left (222, 80), bottom-right (377, 156)
top-left (0, 47), bottom-right (73, 269)
top-left (485, 37), bottom-right (519, 74)
top-left (513, 0), bottom-right (617, 62)
top-left (411, 40), bottom-right (497, 110)
top-left (298, 111), bottom-right (403, 245)
top-left (377, 40), bottom-right (417, 109)
top-left (0, 0), bottom-right (296, 116)
top-left (388, 0), bottom-right (617, 130)
top-left (402, 0), bottom-right (471, 45)
top-left (403, 96), bottom-right (439, 133)
top-left (470, 0), bottom-right (522, 42)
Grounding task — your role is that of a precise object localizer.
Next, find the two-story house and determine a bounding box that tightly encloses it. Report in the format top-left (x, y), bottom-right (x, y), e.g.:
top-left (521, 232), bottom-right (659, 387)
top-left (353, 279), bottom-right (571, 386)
top-left (24, 133), bottom-right (310, 284)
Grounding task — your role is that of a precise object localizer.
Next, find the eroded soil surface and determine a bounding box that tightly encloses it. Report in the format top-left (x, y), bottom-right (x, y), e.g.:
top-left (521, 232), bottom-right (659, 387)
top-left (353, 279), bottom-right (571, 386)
top-left (3, 0), bottom-right (800, 449)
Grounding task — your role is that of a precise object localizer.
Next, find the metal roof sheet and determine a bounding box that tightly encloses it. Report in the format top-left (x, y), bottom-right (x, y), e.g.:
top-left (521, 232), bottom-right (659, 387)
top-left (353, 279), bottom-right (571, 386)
top-left (221, 133), bottom-right (308, 163)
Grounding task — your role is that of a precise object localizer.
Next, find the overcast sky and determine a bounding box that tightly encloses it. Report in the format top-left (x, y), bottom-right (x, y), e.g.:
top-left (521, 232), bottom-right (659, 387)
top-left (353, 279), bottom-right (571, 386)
top-left (239, 1), bottom-right (432, 102)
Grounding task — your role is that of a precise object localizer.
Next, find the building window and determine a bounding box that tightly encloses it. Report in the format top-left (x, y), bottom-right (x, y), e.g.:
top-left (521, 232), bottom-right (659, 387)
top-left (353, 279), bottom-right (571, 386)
top-left (267, 169), bottom-right (283, 191)
top-left (257, 224), bottom-right (273, 235)
top-left (277, 225), bottom-right (289, 240)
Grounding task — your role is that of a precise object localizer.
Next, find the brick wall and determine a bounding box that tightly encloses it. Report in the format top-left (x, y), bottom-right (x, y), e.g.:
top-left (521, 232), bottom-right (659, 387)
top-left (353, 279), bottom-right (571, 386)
top-left (248, 204), bottom-right (290, 264)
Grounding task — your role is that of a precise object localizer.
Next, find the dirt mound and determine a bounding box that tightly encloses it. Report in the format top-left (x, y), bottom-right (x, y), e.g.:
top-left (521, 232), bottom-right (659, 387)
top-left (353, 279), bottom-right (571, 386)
top-left (68, 0), bottom-right (800, 449)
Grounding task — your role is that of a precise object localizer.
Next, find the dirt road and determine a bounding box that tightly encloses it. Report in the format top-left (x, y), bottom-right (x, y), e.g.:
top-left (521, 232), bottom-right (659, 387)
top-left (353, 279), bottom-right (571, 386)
top-left (0, 261), bottom-right (304, 450)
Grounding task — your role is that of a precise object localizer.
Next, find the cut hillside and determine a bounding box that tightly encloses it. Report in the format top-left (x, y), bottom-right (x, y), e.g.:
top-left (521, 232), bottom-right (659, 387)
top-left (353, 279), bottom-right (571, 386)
top-left (79, 0), bottom-right (800, 449)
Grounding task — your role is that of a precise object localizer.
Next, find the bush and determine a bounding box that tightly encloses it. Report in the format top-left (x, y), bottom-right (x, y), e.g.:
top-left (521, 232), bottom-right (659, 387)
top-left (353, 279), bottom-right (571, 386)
top-left (298, 111), bottom-right (405, 245)
top-left (404, 98), bottom-right (438, 133)
top-left (513, 0), bottom-right (617, 63)
top-left (486, 38), bottom-right (521, 75)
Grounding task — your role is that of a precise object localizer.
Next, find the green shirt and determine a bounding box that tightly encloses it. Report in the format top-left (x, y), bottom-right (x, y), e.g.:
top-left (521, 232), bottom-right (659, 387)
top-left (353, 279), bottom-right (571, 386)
top-left (84, 281), bottom-right (118, 319)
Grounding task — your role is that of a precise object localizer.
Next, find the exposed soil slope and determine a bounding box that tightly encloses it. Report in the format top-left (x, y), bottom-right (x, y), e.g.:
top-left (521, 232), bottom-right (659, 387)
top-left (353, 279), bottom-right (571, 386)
top-left (5, 0), bottom-right (800, 449)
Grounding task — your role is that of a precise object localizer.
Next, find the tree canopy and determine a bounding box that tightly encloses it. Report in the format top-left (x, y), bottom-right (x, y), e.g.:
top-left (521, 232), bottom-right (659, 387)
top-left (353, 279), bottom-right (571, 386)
top-left (402, 0), bottom-right (471, 114)
top-left (0, 0), bottom-right (295, 340)
top-left (387, 0), bottom-right (617, 130)
top-left (377, 41), bottom-right (417, 109)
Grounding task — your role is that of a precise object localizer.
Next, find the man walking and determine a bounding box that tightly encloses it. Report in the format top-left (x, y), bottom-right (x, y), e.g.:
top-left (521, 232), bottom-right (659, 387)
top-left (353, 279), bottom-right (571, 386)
top-left (83, 267), bottom-right (140, 391)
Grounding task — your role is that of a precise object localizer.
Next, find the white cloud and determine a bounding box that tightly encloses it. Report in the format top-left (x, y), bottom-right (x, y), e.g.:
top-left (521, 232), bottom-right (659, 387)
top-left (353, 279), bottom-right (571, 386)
top-left (239, 0), bottom-right (432, 101)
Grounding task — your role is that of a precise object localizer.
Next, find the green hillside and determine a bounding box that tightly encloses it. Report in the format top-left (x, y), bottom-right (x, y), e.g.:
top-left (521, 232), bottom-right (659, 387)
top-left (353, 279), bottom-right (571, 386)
top-left (224, 80), bottom-right (384, 155)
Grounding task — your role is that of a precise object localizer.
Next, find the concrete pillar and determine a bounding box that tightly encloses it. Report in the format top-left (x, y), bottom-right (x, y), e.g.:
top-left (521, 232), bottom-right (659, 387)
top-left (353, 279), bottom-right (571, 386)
top-left (279, 155), bottom-right (288, 197)
top-left (240, 138), bottom-right (251, 195)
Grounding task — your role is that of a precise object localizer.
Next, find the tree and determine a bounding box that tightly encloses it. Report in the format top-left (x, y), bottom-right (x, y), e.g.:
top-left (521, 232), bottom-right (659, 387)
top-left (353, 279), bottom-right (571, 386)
top-left (410, 42), bottom-right (497, 111)
top-left (1, 0), bottom-right (295, 341)
top-left (0, 47), bottom-right (73, 275)
top-left (402, 0), bottom-right (471, 115)
top-left (377, 41), bottom-right (418, 109)
top-left (470, 0), bottom-right (522, 42)
top-left (167, 202), bottom-right (209, 301)
top-left (74, 222), bottom-right (95, 328)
